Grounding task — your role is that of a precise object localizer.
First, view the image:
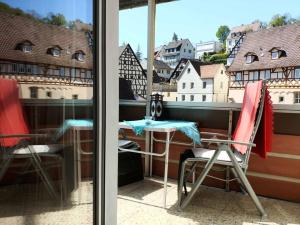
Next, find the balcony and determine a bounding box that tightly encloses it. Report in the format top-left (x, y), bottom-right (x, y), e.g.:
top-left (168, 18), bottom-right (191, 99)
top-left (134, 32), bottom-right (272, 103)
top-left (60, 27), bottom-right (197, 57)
top-left (1, 99), bottom-right (300, 224)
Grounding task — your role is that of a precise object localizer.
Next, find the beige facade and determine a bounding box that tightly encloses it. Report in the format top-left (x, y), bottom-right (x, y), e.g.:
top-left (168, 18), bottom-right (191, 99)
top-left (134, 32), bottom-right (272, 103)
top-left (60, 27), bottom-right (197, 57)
top-left (212, 64), bottom-right (228, 102)
top-left (19, 83), bottom-right (93, 100)
top-left (152, 91), bottom-right (177, 101)
top-left (228, 88), bottom-right (300, 104)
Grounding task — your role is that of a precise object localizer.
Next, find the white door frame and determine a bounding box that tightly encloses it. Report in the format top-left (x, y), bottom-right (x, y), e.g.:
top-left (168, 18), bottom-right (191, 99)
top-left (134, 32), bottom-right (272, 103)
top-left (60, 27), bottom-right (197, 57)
top-left (95, 0), bottom-right (118, 224)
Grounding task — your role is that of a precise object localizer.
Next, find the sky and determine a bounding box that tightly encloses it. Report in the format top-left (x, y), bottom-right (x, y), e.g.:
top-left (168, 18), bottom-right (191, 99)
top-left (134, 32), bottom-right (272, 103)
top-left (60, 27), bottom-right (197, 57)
top-left (2, 0), bottom-right (300, 57)
top-left (1, 0), bottom-right (93, 23)
top-left (120, 0), bottom-right (300, 56)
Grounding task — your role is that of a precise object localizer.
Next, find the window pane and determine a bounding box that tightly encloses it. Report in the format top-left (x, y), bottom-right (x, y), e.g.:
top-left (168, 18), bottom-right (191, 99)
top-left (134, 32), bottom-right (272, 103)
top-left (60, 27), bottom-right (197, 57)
top-left (295, 69), bottom-right (300, 79)
top-left (0, 1), bottom-right (94, 225)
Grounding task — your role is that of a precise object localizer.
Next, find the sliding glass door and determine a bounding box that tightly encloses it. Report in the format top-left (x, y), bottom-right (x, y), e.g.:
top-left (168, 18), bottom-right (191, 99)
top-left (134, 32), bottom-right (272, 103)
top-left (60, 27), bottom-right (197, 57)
top-left (0, 0), bottom-right (118, 224)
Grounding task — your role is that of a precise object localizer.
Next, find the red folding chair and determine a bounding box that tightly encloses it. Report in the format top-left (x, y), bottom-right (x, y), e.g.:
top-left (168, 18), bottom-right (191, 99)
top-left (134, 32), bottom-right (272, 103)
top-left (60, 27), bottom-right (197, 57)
top-left (178, 80), bottom-right (269, 217)
top-left (0, 79), bottom-right (66, 199)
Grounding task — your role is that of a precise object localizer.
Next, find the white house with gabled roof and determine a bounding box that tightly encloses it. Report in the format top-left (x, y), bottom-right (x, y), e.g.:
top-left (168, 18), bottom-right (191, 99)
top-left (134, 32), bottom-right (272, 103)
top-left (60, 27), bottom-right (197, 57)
top-left (160, 39), bottom-right (195, 68)
top-left (177, 60), bottom-right (228, 102)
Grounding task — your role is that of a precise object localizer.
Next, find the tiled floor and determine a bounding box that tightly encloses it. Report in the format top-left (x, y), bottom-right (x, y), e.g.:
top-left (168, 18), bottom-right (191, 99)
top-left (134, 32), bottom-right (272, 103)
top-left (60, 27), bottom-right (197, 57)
top-left (0, 181), bottom-right (93, 225)
top-left (0, 178), bottom-right (299, 225)
top-left (118, 177), bottom-right (300, 225)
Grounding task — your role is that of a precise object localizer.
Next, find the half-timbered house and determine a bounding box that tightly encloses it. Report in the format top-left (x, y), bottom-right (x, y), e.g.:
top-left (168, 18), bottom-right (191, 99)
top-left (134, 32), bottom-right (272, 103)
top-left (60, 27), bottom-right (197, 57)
top-left (0, 12), bottom-right (93, 99)
top-left (228, 23), bottom-right (300, 104)
top-left (119, 44), bottom-right (147, 99)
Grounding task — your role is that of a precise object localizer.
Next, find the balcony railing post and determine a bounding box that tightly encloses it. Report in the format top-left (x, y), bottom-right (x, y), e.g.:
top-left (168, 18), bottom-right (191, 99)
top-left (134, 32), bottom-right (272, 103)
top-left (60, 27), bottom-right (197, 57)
top-left (145, 0), bottom-right (156, 176)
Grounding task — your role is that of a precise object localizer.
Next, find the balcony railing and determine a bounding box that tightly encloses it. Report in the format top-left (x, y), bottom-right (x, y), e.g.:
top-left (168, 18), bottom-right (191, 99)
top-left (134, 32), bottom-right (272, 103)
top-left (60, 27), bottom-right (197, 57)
top-left (120, 100), bottom-right (300, 202)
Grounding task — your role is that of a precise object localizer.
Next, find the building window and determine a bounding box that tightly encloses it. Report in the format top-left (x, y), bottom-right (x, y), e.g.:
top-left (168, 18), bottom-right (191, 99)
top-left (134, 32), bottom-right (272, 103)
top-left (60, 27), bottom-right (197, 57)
top-left (246, 55), bottom-right (253, 64)
top-left (294, 92), bottom-right (300, 103)
top-left (184, 49), bottom-right (186, 52)
top-left (271, 50), bottom-right (279, 60)
top-left (182, 82), bottom-right (186, 89)
top-left (221, 70), bottom-right (224, 74)
top-left (59, 67), bottom-right (65, 76)
top-left (187, 68), bottom-right (191, 73)
top-left (295, 69), bottom-right (300, 79)
top-left (25, 64), bottom-right (32, 73)
top-left (75, 51), bottom-right (85, 61)
top-left (190, 82), bottom-right (194, 89)
top-left (12, 64), bottom-right (18, 73)
top-left (23, 45), bottom-right (32, 53)
top-left (167, 70), bottom-right (170, 74)
top-left (279, 96), bottom-right (284, 103)
top-left (18, 64), bottom-right (26, 73)
top-left (181, 95), bottom-right (185, 101)
top-left (167, 92), bottom-right (170, 97)
top-left (235, 72), bottom-right (242, 81)
top-left (71, 68), bottom-right (76, 78)
top-left (72, 94), bottom-right (79, 99)
top-left (202, 95), bottom-right (206, 102)
top-left (29, 87), bottom-right (38, 99)
top-left (46, 91), bottom-right (52, 98)
top-left (188, 50), bottom-right (192, 53)
top-left (229, 40), bottom-right (232, 46)
top-left (190, 95), bottom-right (194, 101)
top-left (265, 70), bottom-right (271, 80)
top-left (203, 81), bottom-right (207, 89)
top-left (52, 48), bottom-right (61, 57)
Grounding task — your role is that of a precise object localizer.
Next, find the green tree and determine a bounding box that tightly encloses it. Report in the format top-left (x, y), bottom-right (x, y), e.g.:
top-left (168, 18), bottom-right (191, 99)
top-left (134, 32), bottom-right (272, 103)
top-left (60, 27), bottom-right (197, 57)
top-left (44, 13), bottom-right (67, 26)
top-left (172, 32), bottom-right (178, 41)
top-left (269, 14), bottom-right (289, 27)
top-left (136, 45), bottom-right (142, 61)
top-left (216, 25), bottom-right (230, 44)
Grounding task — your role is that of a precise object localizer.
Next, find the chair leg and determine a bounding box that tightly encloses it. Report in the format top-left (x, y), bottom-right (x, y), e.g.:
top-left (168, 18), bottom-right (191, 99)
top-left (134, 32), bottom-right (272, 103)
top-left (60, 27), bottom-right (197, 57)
top-left (225, 166), bottom-right (230, 192)
top-left (230, 167), bottom-right (247, 195)
top-left (0, 157), bottom-right (12, 182)
top-left (29, 152), bottom-right (59, 199)
top-left (178, 150), bottom-right (221, 211)
top-left (61, 157), bottom-right (67, 201)
top-left (177, 160), bottom-right (187, 208)
top-left (183, 162), bottom-right (198, 195)
top-left (226, 149), bottom-right (267, 218)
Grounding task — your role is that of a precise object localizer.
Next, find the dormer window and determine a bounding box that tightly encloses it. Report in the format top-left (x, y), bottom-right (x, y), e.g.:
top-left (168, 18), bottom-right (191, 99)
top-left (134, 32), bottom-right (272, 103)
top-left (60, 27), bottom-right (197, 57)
top-left (269, 47), bottom-right (286, 60)
top-left (271, 50), bottom-right (279, 59)
top-left (74, 50), bottom-right (85, 62)
top-left (52, 49), bottom-right (61, 57)
top-left (47, 45), bottom-right (62, 57)
top-left (15, 40), bottom-right (34, 53)
top-left (245, 52), bottom-right (258, 64)
top-left (23, 45), bottom-right (32, 53)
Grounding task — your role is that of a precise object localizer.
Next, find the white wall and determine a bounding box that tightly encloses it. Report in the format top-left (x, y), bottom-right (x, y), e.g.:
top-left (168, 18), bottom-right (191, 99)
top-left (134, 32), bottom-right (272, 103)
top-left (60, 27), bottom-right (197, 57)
top-left (195, 41), bottom-right (222, 59)
top-left (180, 40), bottom-right (195, 59)
top-left (177, 62), bottom-right (213, 102)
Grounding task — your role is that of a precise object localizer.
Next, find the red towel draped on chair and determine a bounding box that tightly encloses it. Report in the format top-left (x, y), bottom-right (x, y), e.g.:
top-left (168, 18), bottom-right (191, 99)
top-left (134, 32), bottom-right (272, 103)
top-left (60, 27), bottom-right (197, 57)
top-left (233, 80), bottom-right (273, 158)
top-left (0, 79), bottom-right (29, 147)
top-left (252, 89), bottom-right (273, 158)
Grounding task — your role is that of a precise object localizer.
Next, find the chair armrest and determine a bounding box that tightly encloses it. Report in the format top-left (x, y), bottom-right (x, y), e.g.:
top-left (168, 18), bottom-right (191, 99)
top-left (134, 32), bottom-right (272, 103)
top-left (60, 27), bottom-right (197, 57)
top-left (201, 138), bottom-right (256, 147)
top-left (200, 132), bottom-right (229, 138)
top-left (0, 133), bottom-right (48, 139)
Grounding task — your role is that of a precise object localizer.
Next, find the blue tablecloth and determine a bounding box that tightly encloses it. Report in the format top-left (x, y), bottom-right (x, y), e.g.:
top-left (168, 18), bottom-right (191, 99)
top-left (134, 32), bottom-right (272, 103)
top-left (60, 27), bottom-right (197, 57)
top-left (54, 119), bottom-right (93, 142)
top-left (123, 120), bottom-right (201, 144)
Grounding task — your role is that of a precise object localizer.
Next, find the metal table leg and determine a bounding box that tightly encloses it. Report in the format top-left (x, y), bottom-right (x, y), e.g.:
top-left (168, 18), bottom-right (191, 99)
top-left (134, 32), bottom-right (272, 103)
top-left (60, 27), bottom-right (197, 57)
top-left (150, 131), bottom-right (153, 177)
top-left (163, 132), bottom-right (170, 208)
top-left (76, 130), bottom-right (82, 185)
